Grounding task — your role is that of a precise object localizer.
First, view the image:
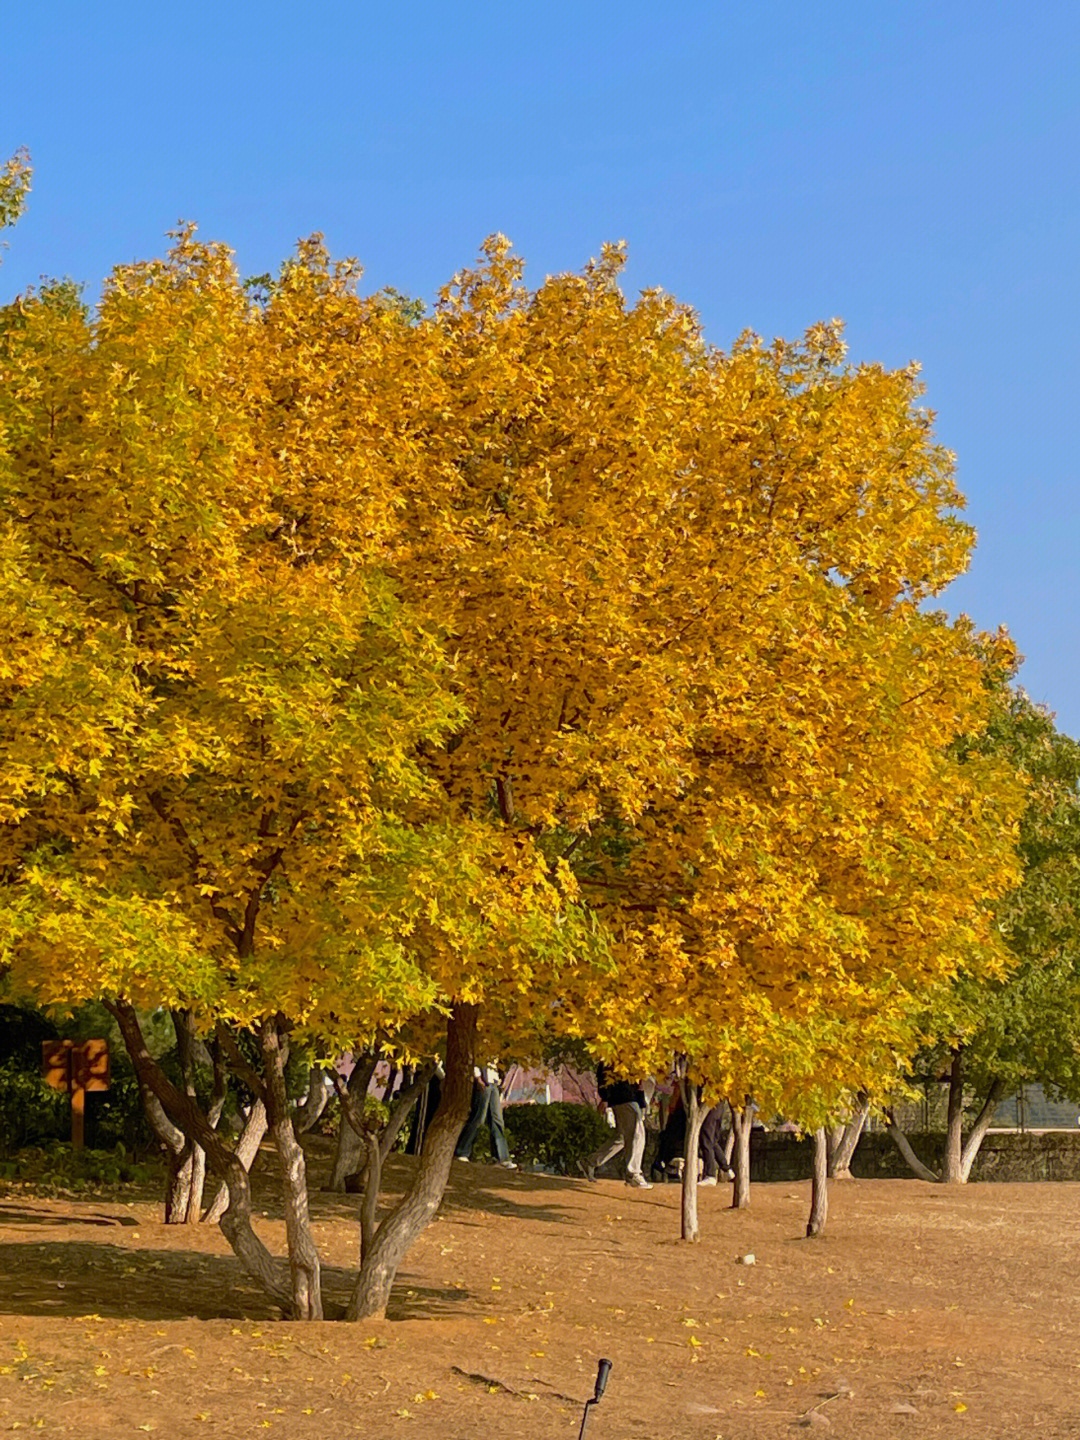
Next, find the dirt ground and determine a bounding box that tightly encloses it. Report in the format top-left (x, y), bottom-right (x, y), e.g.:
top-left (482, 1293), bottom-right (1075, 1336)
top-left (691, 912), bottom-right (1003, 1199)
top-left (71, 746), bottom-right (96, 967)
top-left (1, 1150), bottom-right (1079, 1439)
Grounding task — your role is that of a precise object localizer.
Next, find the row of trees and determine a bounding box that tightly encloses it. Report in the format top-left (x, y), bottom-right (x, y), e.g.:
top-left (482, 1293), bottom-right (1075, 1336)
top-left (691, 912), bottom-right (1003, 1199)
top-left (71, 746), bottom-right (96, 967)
top-left (1, 155), bottom-right (1077, 1317)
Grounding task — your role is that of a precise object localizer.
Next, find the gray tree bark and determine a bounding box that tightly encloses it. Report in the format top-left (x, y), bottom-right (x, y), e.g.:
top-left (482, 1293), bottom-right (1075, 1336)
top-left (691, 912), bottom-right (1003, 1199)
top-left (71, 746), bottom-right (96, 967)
top-left (344, 1003), bottom-right (477, 1320)
top-left (730, 1102), bottom-right (753, 1209)
top-left (679, 1080), bottom-right (706, 1242)
top-left (806, 1127), bottom-right (828, 1236)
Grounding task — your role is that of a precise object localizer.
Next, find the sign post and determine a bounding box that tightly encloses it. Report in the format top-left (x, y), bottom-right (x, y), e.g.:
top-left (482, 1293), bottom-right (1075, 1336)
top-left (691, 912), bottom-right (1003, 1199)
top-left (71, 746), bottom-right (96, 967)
top-left (42, 1039), bottom-right (111, 1150)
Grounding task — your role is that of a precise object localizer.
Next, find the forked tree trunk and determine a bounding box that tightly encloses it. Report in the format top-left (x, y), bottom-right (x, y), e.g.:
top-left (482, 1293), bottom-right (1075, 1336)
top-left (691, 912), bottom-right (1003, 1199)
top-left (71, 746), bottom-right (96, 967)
top-left (345, 1003), bottom-right (478, 1321)
top-left (828, 1093), bottom-right (869, 1180)
top-left (172, 1011), bottom-right (229, 1223)
top-left (106, 999), bottom-right (296, 1315)
top-left (806, 1127), bottom-right (828, 1237)
top-left (679, 1082), bottom-right (706, 1242)
top-left (887, 1074), bottom-right (1006, 1187)
top-left (135, 1050), bottom-right (191, 1224)
top-left (203, 1098), bottom-right (268, 1225)
top-left (325, 1054), bottom-right (378, 1192)
top-left (941, 1050), bottom-right (965, 1184)
top-left (260, 1020), bottom-right (323, 1321)
top-left (885, 1109), bottom-right (940, 1184)
top-left (730, 1102), bottom-right (753, 1209)
top-left (958, 1077), bottom-right (1007, 1183)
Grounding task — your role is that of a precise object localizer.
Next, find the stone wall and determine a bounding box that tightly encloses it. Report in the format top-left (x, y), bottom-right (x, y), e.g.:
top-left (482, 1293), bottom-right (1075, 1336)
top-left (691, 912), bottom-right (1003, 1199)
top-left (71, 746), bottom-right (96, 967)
top-left (746, 1128), bottom-right (1080, 1183)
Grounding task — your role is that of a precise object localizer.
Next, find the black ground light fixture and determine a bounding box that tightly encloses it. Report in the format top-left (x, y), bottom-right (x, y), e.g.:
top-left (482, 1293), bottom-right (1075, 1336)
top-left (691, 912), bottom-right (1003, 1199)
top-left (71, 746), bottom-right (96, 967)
top-left (577, 1358), bottom-right (613, 1439)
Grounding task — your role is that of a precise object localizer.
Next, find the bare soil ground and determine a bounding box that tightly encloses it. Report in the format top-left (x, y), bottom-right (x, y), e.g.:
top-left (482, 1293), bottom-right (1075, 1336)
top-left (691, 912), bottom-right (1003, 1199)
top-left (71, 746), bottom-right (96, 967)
top-left (1, 1150), bottom-right (1079, 1439)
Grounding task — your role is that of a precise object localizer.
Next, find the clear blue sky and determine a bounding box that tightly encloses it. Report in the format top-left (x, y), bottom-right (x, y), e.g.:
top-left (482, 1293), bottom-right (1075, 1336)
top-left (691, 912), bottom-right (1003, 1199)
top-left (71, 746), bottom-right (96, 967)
top-left (5, 3), bottom-right (1078, 731)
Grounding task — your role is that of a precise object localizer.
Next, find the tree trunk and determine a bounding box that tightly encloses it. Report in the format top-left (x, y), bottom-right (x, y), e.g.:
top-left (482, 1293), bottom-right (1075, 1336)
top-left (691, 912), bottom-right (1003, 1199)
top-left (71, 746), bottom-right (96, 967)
top-left (106, 999), bottom-right (295, 1315)
top-left (293, 1064), bottom-right (332, 1135)
top-left (260, 1020), bottom-right (323, 1321)
top-left (941, 1050), bottom-right (965, 1184)
top-left (165, 1150), bottom-right (195, 1223)
top-left (959, 1077), bottom-right (1006, 1183)
top-left (806, 1127), bottom-right (828, 1237)
top-left (730, 1102), bottom-right (753, 1209)
top-left (345, 1002), bottom-right (478, 1321)
top-left (173, 1008), bottom-right (216, 1224)
top-left (202, 1098), bottom-right (267, 1225)
top-left (379, 1061), bottom-right (436, 1165)
top-left (325, 1053), bottom-right (377, 1192)
top-left (680, 1082), bottom-right (706, 1242)
top-left (134, 1050), bottom-right (191, 1224)
top-left (885, 1108), bottom-right (941, 1183)
top-left (828, 1093), bottom-right (869, 1180)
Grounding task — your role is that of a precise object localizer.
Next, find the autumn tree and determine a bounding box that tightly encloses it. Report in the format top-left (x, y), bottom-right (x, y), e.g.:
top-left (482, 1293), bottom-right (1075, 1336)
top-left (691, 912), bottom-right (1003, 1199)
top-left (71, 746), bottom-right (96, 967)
top-left (0, 231), bottom-right (586, 1320)
top-left (888, 690), bottom-right (1080, 1184)
top-left (0, 222), bottom-right (1025, 1311)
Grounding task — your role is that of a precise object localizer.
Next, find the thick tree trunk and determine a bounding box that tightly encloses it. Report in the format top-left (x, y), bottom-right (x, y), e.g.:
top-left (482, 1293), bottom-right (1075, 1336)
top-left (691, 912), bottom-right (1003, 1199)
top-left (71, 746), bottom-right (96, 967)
top-left (959, 1077), bottom-right (1006, 1183)
top-left (106, 1000), bottom-right (295, 1315)
top-left (885, 1108), bottom-right (941, 1183)
top-left (730, 1103), bottom-right (753, 1209)
top-left (345, 1003), bottom-right (478, 1321)
top-left (828, 1093), bottom-right (869, 1180)
top-left (942, 1050), bottom-right (965, 1184)
top-left (260, 1020), bottom-right (322, 1321)
top-left (806, 1127), bottom-right (828, 1237)
top-left (680, 1083), bottom-right (706, 1242)
top-left (325, 1054), bottom-right (377, 1192)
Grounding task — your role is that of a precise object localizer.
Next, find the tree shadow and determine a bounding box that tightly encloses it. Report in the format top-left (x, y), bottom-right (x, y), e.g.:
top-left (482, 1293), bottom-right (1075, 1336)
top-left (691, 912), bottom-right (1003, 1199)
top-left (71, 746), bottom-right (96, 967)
top-left (0, 1237), bottom-right (481, 1324)
top-left (0, 1202), bottom-right (139, 1228)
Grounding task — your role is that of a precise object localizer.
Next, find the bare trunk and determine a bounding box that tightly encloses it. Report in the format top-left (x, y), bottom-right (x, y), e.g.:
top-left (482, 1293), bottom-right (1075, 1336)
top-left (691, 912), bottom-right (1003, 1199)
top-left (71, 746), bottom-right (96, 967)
top-left (325, 1053), bottom-right (377, 1192)
top-left (260, 1020), bottom-right (323, 1321)
top-left (106, 999), bottom-right (295, 1315)
top-left (165, 1150), bottom-right (194, 1224)
top-left (959, 1077), bottom-right (1006, 1183)
top-left (828, 1093), bottom-right (869, 1180)
top-left (359, 1132), bottom-right (381, 1263)
top-left (885, 1108), bottom-right (941, 1183)
top-left (293, 1065), bottom-right (332, 1135)
top-left (202, 1098), bottom-right (267, 1225)
top-left (679, 1082), bottom-right (706, 1242)
top-left (941, 1050), bottom-right (965, 1184)
top-left (173, 1009), bottom-right (222, 1224)
top-left (345, 1003), bottom-right (478, 1321)
top-left (826, 1124), bottom-right (844, 1167)
top-left (723, 1126), bottom-right (735, 1167)
top-left (730, 1102), bottom-right (752, 1209)
top-left (135, 1045), bottom-right (190, 1225)
top-left (378, 1062), bottom-right (436, 1165)
top-left (806, 1127), bottom-right (828, 1237)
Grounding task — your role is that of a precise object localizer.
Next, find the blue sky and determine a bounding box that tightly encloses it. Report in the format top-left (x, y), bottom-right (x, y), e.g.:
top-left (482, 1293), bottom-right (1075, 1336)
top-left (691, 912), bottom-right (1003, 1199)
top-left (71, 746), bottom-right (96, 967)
top-left (4, 2), bottom-right (1078, 731)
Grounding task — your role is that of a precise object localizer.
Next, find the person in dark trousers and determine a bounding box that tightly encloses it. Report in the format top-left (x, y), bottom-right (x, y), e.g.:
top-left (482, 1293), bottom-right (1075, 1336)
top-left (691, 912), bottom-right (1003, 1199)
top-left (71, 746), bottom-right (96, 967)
top-left (455, 1064), bottom-right (517, 1169)
top-left (652, 1087), bottom-right (687, 1182)
top-left (581, 1064), bottom-right (652, 1188)
top-left (698, 1102), bottom-right (735, 1185)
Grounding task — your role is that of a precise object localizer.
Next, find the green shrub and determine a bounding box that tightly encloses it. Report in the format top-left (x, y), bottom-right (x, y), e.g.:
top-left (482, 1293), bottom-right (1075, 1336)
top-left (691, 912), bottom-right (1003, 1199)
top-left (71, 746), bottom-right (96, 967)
top-left (496, 1102), bottom-right (611, 1173)
top-left (0, 1141), bottom-right (161, 1192)
top-left (0, 1063), bottom-right (70, 1154)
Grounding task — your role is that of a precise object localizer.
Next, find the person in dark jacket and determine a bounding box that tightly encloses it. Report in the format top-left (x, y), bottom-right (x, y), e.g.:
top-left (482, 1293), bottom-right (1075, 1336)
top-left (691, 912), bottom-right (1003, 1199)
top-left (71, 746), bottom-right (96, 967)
top-left (580, 1064), bottom-right (652, 1188)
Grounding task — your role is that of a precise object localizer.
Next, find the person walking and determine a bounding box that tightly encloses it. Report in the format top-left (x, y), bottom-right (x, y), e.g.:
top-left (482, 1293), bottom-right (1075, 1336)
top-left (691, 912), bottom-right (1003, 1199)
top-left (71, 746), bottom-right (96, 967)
top-left (455, 1063), bottom-right (517, 1169)
top-left (698, 1102), bottom-right (736, 1185)
top-left (581, 1064), bottom-right (652, 1188)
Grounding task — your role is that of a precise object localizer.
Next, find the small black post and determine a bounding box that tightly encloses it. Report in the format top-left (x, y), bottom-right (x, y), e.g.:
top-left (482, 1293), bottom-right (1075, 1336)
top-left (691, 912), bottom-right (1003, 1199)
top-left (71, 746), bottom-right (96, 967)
top-left (577, 1358), bottom-right (613, 1440)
